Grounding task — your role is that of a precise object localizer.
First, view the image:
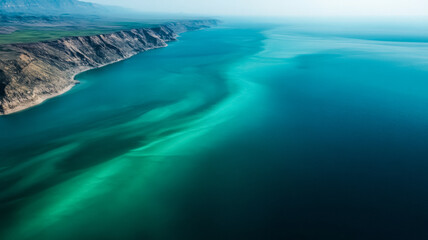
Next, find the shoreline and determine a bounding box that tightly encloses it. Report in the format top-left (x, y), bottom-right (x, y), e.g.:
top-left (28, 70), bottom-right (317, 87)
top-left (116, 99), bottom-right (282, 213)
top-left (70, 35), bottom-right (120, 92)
top-left (0, 20), bottom-right (218, 116)
top-left (0, 44), bottom-right (169, 116)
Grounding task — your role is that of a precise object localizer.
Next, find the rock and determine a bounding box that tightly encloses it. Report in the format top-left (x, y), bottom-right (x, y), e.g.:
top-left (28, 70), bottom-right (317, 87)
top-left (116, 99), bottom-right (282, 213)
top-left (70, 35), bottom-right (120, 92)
top-left (0, 20), bottom-right (218, 115)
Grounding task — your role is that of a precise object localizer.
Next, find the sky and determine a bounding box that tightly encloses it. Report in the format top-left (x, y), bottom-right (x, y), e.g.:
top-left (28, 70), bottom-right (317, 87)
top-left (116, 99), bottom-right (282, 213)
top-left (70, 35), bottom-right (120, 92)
top-left (86, 0), bottom-right (428, 17)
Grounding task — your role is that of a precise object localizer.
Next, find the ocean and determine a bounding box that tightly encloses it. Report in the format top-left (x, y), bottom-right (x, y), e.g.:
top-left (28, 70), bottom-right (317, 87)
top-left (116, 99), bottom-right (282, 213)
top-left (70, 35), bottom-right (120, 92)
top-left (1, 19), bottom-right (428, 239)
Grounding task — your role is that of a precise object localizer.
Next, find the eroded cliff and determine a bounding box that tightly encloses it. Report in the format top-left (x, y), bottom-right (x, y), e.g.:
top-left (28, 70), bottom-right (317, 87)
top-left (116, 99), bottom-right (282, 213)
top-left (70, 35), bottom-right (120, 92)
top-left (0, 19), bottom-right (217, 115)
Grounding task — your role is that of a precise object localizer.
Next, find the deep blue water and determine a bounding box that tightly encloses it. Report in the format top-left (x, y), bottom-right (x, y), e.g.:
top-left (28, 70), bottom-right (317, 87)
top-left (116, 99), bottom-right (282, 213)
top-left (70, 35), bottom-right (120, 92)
top-left (1, 20), bottom-right (428, 239)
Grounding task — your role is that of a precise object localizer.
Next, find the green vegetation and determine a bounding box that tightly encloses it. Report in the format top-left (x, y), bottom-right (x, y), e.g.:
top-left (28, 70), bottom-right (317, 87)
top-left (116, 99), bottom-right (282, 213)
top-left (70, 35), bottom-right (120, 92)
top-left (0, 21), bottom-right (162, 44)
top-left (0, 29), bottom-right (107, 44)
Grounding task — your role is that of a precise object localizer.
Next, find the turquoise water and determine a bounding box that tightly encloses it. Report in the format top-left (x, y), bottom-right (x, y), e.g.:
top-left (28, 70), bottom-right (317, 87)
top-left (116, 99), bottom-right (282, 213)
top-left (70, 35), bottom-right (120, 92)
top-left (2, 20), bottom-right (428, 239)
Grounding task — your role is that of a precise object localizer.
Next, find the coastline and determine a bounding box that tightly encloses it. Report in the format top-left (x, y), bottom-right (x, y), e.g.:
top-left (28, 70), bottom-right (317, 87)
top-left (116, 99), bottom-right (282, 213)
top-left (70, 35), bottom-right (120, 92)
top-left (0, 20), bottom-right (217, 116)
top-left (1, 84), bottom-right (77, 116)
top-left (0, 44), bottom-right (168, 116)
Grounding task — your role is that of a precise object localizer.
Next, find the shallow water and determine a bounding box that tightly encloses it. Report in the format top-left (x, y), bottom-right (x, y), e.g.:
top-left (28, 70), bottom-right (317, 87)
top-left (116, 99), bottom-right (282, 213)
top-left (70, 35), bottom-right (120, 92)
top-left (2, 20), bottom-right (428, 239)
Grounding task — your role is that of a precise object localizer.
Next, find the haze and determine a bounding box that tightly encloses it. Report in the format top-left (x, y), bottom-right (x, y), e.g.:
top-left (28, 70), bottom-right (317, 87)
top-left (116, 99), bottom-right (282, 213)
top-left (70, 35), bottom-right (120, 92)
top-left (86, 0), bottom-right (428, 17)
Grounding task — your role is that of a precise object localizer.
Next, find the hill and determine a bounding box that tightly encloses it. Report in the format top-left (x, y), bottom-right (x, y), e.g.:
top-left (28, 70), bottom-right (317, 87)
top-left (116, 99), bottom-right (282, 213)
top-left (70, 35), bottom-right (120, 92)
top-left (0, 0), bottom-right (104, 14)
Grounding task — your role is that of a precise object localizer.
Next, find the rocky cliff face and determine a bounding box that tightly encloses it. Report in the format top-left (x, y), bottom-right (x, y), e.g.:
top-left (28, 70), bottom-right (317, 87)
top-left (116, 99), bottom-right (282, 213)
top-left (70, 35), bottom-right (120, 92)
top-left (0, 20), bottom-right (217, 115)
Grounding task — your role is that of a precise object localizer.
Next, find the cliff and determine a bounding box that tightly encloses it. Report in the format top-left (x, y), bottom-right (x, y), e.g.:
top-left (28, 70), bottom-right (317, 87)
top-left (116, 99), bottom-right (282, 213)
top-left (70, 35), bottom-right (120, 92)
top-left (0, 19), bottom-right (217, 115)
